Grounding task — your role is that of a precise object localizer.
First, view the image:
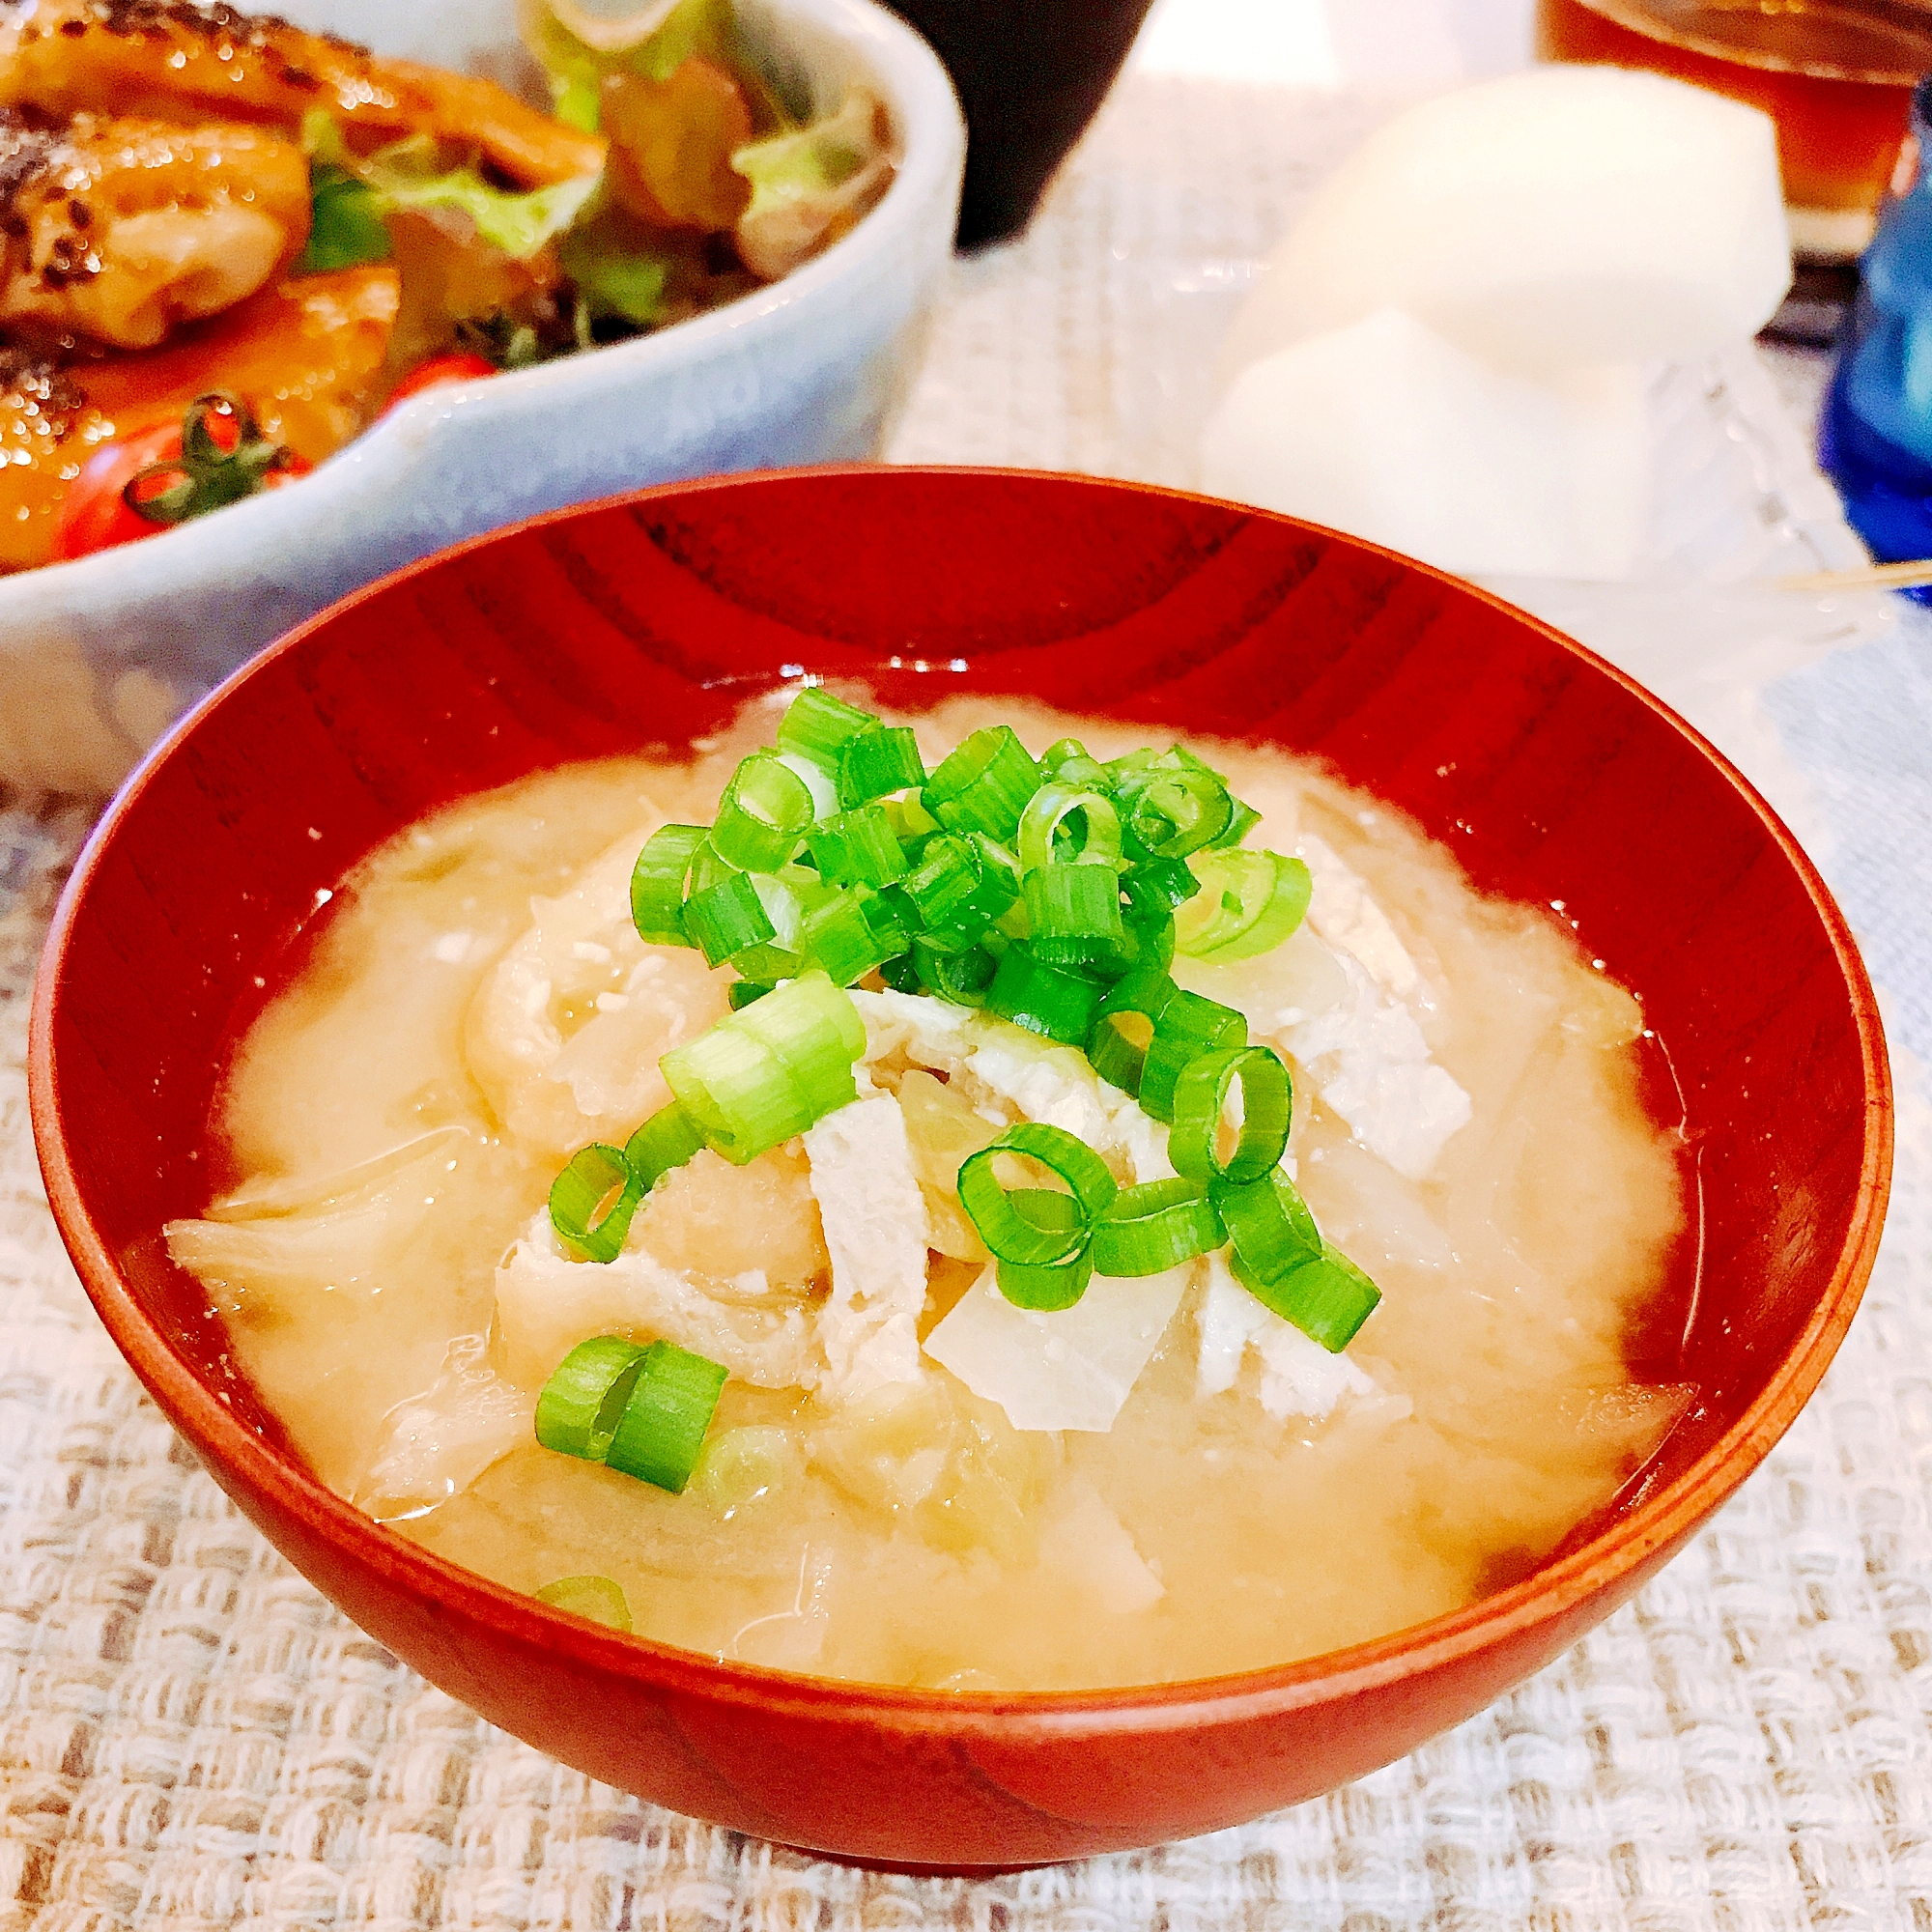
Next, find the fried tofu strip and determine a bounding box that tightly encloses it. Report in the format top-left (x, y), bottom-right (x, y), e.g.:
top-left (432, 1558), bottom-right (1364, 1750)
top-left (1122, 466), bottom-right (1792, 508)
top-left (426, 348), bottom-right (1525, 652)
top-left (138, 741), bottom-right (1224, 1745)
top-left (0, 261), bottom-right (398, 570)
top-left (0, 110), bottom-right (309, 348)
top-left (0, 0), bottom-right (607, 188)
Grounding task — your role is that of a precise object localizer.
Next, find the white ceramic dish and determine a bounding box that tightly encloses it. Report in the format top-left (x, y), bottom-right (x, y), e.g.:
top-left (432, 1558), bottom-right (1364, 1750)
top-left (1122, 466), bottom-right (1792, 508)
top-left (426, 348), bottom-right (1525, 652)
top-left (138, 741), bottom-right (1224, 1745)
top-left (0, 0), bottom-right (963, 793)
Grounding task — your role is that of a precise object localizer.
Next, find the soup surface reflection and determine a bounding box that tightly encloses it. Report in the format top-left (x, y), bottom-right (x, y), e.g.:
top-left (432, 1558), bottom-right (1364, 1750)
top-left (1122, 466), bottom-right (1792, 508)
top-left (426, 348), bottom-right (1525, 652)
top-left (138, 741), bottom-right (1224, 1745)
top-left (167, 696), bottom-right (1689, 1690)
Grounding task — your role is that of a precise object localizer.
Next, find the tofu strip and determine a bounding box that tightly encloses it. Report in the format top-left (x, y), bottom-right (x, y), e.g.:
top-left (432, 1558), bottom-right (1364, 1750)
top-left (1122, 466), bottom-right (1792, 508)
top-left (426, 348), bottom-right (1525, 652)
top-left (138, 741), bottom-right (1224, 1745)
top-left (804, 1092), bottom-right (931, 1403)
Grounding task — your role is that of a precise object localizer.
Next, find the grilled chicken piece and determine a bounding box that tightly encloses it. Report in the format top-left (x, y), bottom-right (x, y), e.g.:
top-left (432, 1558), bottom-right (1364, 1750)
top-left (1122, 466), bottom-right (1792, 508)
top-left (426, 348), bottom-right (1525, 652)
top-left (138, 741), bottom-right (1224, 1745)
top-left (0, 109), bottom-right (309, 347)
top-left (0, 260), bottom-right (398, 570)
top-left (0, 0), bottom-right (607, 187)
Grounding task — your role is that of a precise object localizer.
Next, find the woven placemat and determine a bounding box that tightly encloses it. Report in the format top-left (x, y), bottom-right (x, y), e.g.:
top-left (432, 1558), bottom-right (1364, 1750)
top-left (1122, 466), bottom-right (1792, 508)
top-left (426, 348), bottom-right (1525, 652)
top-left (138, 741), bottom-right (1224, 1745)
top-left (6, 74), bottom-right (1932, 1929)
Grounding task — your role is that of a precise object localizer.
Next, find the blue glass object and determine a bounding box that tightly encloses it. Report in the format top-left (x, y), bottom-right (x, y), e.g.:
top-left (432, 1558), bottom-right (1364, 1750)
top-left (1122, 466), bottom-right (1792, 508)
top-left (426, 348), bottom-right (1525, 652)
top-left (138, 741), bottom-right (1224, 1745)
top-left (1821, 78), bottom-right (1932, 586)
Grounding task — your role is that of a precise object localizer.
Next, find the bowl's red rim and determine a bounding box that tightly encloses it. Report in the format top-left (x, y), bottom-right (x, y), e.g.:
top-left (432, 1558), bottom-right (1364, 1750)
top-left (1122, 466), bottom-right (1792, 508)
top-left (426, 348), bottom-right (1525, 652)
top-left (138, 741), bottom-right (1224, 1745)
top-left (28, 465), bottom-right (1894, 1739)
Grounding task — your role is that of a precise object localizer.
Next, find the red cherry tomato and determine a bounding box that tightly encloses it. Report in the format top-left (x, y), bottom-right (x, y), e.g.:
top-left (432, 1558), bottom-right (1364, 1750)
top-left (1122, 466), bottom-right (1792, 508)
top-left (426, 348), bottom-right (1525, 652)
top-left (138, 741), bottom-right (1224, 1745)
top-left (384, 353), bottom-right (497, 411)
top-left (50, 394), bottom-right (311, 563)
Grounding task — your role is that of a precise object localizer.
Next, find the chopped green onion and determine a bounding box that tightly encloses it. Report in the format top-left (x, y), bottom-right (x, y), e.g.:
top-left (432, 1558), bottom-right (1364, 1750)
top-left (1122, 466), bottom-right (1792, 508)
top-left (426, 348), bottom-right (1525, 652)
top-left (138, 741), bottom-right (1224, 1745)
top-left (807, 806), bottom-right (908, 888)
top-left (777, 686), bottom-right (877, 767)
top-left (1122, 856), bottom-right (1202, 921)
top-left (798, 885), bottom-right (907, 985)
top-left (995, 1197), bottom-right (1095, 1311)
top-left (1214, 1166), bottom-right (1322, 1286)
top-left (1174, 849), bottom-right (1313, 962)
top-left (682, 870), bottom-right (774, 968)
top-left (776, 751), bottom-right (839, 819)
top-left (1085, 966), bottom-right (1179, 1094)
top-left (1210, 800), bottom-right (1263, 849)
top-left (630, 824), bottom-right (707, 946)
top-left (1231, 1241), bottom-right (1380, 1351)
top-left (548, 1144), bottom-right (643, 1263)
top-left (732, 969), bottom-right (866, 1104)
top-left (1089, 1006), bottom-right (1153, 1092)
top-left (535, 1335), bottom-right (646, 1458)
top-left (1017, 781), bottom-right (1122, 871)
top-left (712, 753), bottom-right (814, 872)
top-left (985, 947), bottom-right (1104, 1045)
top-left (1038, 738), bottom-right (1112, 790)
top-left (905, 833), bottom-right (1019, 941)
top-left (1169, 1045), bottom-right (1292, 1186)
top-left (957, 1122), bottom-right (1117, 1264)
top-left (664, 1025), bottom-right (811, 1161)
top-left (839, 724), bottom-right (926, 807)
top-left (892, 791), bottom-right (943, 842)
top-left (914, 937), bottom-right (998, 1007)
top-left (926, 725), bottom-right (1041, 842)
top-left (879, 952), bottom-right (923, 993)
top-left (605, 1340), bottom-right (729, 1492)
top-left (534, 1575), bottom-right (632, 1631)
top-left (661, 974), bottom-right (860, 1163)
top-left (623, 1100), bottom-right (706, 1192)
top-left (1138, 987), bottom-right (1246, 1122)
top-left (1091, 909), bottom-right (1176, 985)
top-left (1089, 1178), bottom-right (1225, 1276)
top-left (687, 838), bottom-right (741, 895)
top-left (1122, 767), bottom-right (1233, 861)
top-left (1024, 863), bottom-right (1126, 966)
top-left (729, 980), bottom-right (774, 1009)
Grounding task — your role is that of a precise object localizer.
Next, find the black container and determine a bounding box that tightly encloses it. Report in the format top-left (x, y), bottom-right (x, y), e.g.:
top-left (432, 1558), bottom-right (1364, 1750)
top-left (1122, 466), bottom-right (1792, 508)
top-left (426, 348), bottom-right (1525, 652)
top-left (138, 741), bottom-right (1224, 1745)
top-left (883, 0), bottom-right (1160, 246)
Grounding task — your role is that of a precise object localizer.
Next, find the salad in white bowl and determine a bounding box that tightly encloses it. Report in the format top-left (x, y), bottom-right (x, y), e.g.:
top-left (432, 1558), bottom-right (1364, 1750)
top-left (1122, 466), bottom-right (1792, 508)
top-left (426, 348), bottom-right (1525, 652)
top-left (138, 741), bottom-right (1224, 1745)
top-left (0, 0), bottom-right (962, 790)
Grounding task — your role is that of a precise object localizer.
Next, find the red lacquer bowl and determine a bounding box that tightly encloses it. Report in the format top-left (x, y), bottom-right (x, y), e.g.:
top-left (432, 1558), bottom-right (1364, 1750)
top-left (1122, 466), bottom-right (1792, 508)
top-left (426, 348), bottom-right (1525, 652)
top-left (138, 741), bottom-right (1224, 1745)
top-left (29, 469), bottom-right (1891, 1870)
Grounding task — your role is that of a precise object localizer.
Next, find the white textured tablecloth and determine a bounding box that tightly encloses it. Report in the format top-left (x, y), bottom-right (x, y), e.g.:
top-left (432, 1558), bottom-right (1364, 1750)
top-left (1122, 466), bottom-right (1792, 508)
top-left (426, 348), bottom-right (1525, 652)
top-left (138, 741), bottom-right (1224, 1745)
top-left (5, 76), bottom-right (1932, 1930)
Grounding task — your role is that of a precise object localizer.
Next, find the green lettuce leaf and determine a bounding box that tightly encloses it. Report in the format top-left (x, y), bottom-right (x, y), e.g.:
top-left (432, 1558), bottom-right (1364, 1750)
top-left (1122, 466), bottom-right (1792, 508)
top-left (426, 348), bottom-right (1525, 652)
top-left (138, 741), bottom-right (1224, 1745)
top-left (366, 135), bottom-right (601, 261)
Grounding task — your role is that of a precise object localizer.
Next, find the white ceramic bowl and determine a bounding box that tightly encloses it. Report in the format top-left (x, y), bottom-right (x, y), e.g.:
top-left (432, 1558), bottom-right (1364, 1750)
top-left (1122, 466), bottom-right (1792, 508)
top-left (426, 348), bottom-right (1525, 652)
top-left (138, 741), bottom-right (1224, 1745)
top-left (0, 0), bottom-right (962, 793)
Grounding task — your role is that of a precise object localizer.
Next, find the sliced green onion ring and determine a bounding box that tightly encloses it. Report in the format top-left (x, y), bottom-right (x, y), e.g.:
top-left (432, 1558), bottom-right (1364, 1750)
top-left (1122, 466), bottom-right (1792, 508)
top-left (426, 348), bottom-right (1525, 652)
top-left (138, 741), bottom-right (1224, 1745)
top-left (914, 936), bottom-right (998, 1007)
top-left (799, 884), bottom-right (906, 985)
top-left (777, 685), bottom-right (877, 767)
top-left (807, 805), bottom-right (908, 888)
top-left (1086, 966), bottom-right (1179, 1095)
top-left (630, 824), bottom-right (707, 946)
top-left (1231, 1241), bottom-right (1380, 1351)
top-left (605, 1339), bottom-right (729, 1491)
top-left (1089, 1178), bottom-right (1225, 1276)
top-left (1210, 799), bottom-right (1263, 849)
top-left (535, 1335), bottom-right (646, 1459)
top-left (957, 1122), bottom-right (1118, 1264)
top-left (548, 1144), bottom-right (643, 1264)
top-left (839, 724), bottom-right (926, 807)
top-left (996, 1245), bottom-right (1095, 1311)
top-left (1123, 769), bottom-right (1232, 861)
top-left (624, 1100), bottom-right (706, 1192)
top-left (1138, 986), bottom-right (1246, 1122)
top-left (1023, 863), bottom-right (1125, 966)
top-left (1214, 1166), bottom-right (1322, 1285)
top-left (1017, 781), bottom-right (1123, 872)
top-left (925, 725), bottom-right (1041, 842)
top-left (533, 1575), bottom-right (633, 1631)
top-left (985, 946), bottom-right (1104, 1045)
top-left (1169, 1045), bottom-right (1292, 1186)
top-left (1089, 1006), bottom-right (1154, 1093)
top-left (682, 870), bottom-right (775, 968)
top-left (1122, 856), bottom-right (1202, 922)
top-left (711, 753), bottom-right (814, 872)
top-left (1173, 849), bottom-right (1313, 962)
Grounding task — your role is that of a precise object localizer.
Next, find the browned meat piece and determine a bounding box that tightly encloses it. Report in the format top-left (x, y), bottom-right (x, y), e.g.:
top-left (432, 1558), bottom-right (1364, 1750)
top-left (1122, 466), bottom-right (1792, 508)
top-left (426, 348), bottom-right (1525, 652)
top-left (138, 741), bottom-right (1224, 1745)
top-left (0, 108), bottom-right (310, 347)
top-left (0, 262), bottom-right (399, 570)
top-left (0, 0), bottom-right (607, 187)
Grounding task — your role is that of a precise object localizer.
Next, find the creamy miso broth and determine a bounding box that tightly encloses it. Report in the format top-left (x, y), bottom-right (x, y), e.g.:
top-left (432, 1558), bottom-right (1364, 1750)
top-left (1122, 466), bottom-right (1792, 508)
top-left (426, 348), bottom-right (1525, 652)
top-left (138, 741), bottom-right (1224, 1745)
top-left (166, 694), bottom-right (1689, 1690)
